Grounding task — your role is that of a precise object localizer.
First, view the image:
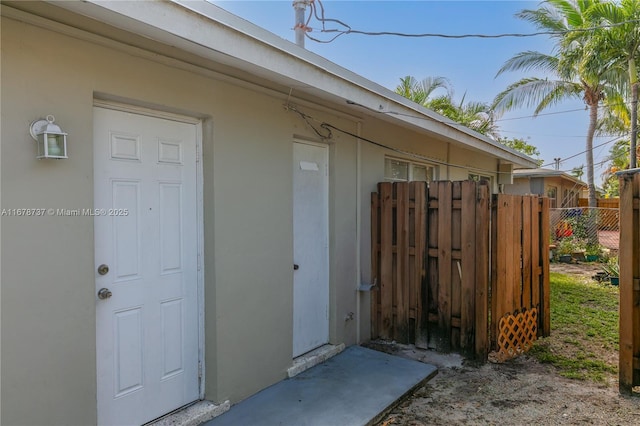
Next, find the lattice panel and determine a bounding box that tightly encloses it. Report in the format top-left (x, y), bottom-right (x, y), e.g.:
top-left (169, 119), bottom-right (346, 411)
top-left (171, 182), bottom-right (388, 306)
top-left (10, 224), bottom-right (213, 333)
top-left (496, 307), bottom-right (538, 362)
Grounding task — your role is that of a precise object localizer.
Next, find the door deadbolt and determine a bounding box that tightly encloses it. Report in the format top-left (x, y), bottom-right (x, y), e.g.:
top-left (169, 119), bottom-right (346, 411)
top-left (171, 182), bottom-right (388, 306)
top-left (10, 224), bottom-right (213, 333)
top-left (293, 264), bottom-right (300, 270)
top-left (97, 264), bottom-right (109, 275)
top-left (97, 288), bottom-right (112, 300)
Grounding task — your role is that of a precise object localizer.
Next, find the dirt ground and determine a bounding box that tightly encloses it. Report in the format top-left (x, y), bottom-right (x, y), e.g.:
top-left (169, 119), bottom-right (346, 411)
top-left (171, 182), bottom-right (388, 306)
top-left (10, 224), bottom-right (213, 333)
top-left (373, 263), bottom-right (640, 426)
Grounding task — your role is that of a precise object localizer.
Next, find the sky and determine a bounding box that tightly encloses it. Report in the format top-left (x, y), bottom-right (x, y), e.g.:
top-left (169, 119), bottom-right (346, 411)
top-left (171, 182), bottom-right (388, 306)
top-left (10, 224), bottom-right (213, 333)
top-left (213, 0), bottom-right (619, 182)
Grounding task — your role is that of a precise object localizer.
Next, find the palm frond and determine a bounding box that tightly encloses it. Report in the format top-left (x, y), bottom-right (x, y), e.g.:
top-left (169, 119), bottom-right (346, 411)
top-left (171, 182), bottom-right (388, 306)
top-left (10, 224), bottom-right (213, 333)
top-left (535, 80), bottom-right (584, 113)
top-left (586, 2), bottom-right (624, 24)
top-left (493, 77), bottom-right (581, 113)
top-left (419, 76), bottom-right (451, 99)
top-left (496, 51), bottom-right (560, 76)
top-left (516, 7), bottom-right (568, 32)
top-left (546, 0), bottom-right (586, 28)
top-left (602, 90), bottom-right (630, 130)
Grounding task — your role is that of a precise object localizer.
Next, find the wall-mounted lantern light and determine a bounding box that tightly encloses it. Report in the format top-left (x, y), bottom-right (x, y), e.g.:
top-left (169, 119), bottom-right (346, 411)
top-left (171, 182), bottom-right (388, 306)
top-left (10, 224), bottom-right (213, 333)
top-left (29, 115), bottom-right (68, 159)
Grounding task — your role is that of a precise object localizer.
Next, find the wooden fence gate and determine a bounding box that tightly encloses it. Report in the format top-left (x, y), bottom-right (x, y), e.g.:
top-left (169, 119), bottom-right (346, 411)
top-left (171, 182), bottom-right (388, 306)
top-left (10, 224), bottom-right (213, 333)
top-left (491, 194), bottom-right (551, 360)
top-left (618, 171), bottom-right (640, 393)
top-left (371, 181), bottom-right (550, 361)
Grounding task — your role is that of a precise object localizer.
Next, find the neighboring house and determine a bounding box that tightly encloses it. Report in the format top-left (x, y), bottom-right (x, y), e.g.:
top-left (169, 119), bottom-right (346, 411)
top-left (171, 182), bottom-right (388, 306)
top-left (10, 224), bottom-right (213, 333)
top-left (505, 168), bottom-right (587, 208)
top-left (0, 1), bottom-right (538, 425)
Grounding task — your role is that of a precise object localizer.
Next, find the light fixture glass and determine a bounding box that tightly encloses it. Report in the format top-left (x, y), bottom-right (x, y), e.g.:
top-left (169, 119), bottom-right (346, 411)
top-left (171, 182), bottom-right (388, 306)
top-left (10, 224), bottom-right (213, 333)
top-left (29, 115), bottom-right (68, 159)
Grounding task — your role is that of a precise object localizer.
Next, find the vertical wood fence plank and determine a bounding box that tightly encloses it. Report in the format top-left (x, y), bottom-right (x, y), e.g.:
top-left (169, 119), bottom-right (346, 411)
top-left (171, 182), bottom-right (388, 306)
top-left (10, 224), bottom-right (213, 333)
top-left (427, 183), bottom-right (439, 349)
top-left (451, 182), bottom-right (462, 351)
top-left (512, 196), bottom-right (523, 311)
top-left (634, 174), bottom-right (640, 386)
top-left (475, 182), bottom-right (490, 359)
top-left (379, 182), bottom-right (393, 339)
top-left (490, 194), bottom-right (499, 350)
top-left (504, 195), bottom-right (516, 315)
top-left (540, 196), bottom-right (551, 337)
top-left (437, 181), bottom-right (453, 352)
top-left (414, 181), bottom-right (429, 348)
top-left (408, 183), bottom-right (417, 343)
top-left (531, 198), bottom-right (540, 314)
top-left (460, 181), bottom-right (476, 355)
top-left (371, 191), bottom-right (380, 338)
top-left (395, 182), bottom-right (410, 342)
top-left (522, 197), bottom-right (532, 309)
top-left (497, 196), bottom-right (510, 324)
top-left (619, 173), bottom-right (634, 393)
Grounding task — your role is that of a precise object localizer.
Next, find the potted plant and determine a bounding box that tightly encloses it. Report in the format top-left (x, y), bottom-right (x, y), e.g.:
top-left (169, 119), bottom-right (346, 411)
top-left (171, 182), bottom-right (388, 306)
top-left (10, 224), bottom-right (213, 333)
top-left (556, 237), bottom-right (579, 263)
top-left (602, 257), bottom-right (619, 285)
top-left (585, 243), bottom-right (602, 262)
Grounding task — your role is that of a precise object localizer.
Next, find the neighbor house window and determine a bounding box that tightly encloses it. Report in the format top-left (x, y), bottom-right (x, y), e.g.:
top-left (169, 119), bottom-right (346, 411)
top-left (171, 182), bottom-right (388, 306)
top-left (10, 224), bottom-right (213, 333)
top-left (384, 158), bottom-right (436, 182)
top-left (547, 186), bottom-right (557, 208)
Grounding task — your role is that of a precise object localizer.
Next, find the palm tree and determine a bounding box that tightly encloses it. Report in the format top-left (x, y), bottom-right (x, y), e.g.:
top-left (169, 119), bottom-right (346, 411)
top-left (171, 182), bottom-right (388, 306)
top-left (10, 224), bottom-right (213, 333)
top-left (427, 94), bottom-right (501, 139)
top-left (587, 0), bottom-right (640, 168)
top-left (571, 165), bottom-right (585, 179)
top-left (493, 0), bottom-right (625, 207)
top-left (394, 76), bottom-right (451, 105)
top-left (396, 76), bottom-right (501, 139)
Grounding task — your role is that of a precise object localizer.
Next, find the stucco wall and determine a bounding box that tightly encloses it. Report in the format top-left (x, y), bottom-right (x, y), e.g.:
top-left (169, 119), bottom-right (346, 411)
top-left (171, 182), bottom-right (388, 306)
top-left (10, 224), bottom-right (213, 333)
top-left (0, 15), bottom-right (361, 424)
top-left (504, 178), bottom-right (532, 195)
top-left (2, 16), bottom-right (99, 426)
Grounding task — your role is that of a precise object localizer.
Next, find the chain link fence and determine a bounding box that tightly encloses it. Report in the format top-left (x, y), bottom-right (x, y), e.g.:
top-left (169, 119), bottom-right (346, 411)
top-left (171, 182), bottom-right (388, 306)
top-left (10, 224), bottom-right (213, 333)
top-left (550, 207), bottom-right (619, 262)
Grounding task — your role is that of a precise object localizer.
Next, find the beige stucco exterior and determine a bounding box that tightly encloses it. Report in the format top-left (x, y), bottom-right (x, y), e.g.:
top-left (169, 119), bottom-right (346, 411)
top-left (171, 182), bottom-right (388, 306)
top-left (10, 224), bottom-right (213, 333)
top-left (1, 3), bottom-right (537, 425)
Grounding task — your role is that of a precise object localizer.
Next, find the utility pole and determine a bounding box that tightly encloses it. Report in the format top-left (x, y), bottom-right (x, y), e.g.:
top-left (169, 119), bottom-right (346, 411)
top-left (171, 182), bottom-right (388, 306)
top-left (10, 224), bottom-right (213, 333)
top-left (293, 0), bottom-right (310, 48)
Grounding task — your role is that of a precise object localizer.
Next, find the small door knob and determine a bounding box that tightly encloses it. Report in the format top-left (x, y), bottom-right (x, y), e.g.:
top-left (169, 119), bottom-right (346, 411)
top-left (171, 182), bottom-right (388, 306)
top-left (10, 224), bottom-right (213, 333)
top-left (98, 288), bottom-right (112, 300)
top-left (293, 264), bottom-right (299, 270)
top-left (97, 264), bottom-right (109, 275)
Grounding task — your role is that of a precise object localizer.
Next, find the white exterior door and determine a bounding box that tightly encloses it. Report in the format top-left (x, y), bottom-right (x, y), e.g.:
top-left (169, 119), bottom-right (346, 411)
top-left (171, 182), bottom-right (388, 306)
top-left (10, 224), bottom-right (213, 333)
top-left (292, 141), bottom-right (329, 357)
top-left (94, 107), bottom-right (200, 425)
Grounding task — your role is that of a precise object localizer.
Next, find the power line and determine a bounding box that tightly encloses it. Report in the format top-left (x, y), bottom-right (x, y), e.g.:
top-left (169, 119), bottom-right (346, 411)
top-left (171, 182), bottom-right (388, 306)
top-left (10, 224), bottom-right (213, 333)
top-left (539, 134), bottom-right (629, 168)
top-left (498, 129), bottom-right (610, 138)
top-left (304, 0), bottom-right (640, 43)
top-left (495, 108), bottom-right (586, 122)
top-left (495, 100), bottom-right (632, 122)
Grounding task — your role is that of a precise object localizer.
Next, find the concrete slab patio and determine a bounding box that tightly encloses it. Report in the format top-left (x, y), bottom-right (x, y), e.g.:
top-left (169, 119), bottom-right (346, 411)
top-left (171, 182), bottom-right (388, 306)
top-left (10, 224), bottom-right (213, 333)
top-left (204, 345), bottom-right (437, 426)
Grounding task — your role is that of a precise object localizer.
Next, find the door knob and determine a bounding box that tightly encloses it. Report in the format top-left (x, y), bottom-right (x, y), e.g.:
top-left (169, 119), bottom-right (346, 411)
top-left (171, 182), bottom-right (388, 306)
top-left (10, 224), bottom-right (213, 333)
top-left (293, 264), bottom-right (299, 270)
top-left (97, 288), bottom-right (112, 300)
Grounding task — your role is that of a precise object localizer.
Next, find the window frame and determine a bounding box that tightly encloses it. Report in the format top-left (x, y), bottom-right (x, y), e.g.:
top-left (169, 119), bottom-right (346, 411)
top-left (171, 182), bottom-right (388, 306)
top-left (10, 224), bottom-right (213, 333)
top-left (384, 156), bottom-right (437, 183)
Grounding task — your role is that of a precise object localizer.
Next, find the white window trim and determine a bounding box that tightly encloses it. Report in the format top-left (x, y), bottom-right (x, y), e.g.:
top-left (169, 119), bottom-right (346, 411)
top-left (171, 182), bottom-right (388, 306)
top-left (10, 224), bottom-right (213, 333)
top-left (384, 156), bottom-right (437, 182)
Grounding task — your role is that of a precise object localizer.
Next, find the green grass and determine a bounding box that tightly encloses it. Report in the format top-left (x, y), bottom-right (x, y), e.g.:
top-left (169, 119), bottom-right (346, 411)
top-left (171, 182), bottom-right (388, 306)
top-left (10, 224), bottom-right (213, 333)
top-left (529, 272), bottom-right (619, 382)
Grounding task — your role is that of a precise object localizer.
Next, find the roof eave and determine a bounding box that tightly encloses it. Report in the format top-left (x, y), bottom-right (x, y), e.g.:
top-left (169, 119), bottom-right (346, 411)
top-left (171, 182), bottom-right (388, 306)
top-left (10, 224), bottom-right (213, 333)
top-left (48, 0), bottom-right (537, 167)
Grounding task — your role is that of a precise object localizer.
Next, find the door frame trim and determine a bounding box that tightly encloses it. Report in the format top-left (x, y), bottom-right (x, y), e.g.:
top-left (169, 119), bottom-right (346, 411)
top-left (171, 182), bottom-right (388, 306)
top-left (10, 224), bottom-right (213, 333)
top-left (93, 100), bottom-right (206, 400)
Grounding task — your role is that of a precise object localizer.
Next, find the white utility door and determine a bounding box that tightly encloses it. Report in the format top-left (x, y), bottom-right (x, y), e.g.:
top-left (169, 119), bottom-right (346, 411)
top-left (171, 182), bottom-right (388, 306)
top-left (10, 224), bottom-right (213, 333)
top-left (292, 141), bottom-right (329, 357)
top-left (94, 107), bottom-right (200, 426)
